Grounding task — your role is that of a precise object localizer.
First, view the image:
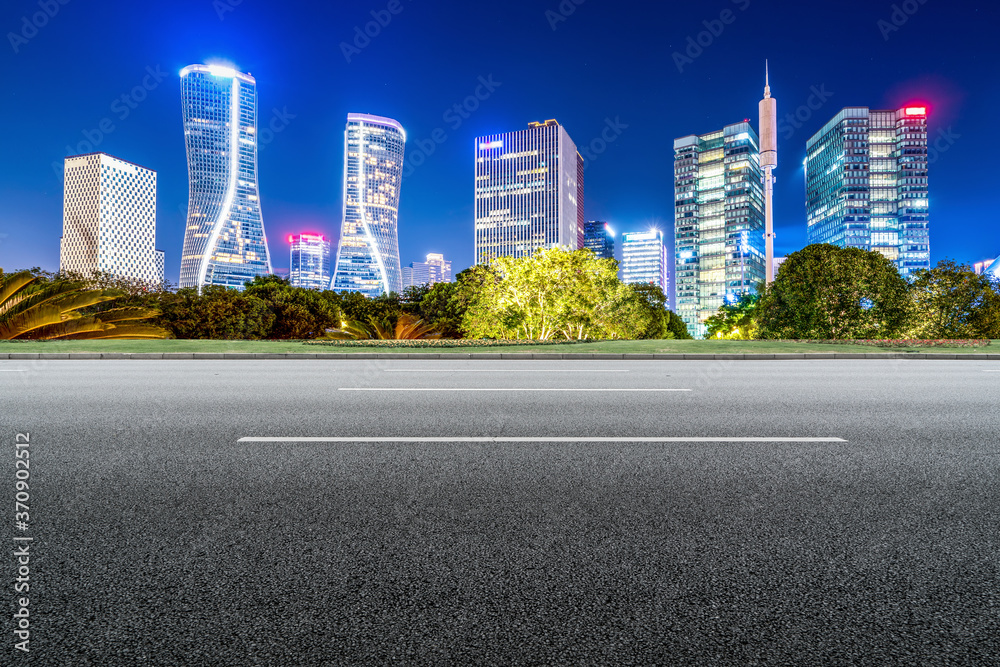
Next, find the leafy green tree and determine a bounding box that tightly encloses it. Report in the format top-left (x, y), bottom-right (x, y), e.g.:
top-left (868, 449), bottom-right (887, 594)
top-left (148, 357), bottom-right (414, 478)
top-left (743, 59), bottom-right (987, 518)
top-left (667, 311), bottom-right (694, 340)
top-left (338, 291), bottom-right (403, 330)
top-left (627, 283), bottom-right (692, 339)
top-left (158, 287), bottom-right (274, 339)
top-left (415, 265), bottom-right (498, 338)
top-left (462, 248), bottom-right (650, 340)
top-left (242, 275), bottom-right (340, 339)
top-left (756, 244), bottom-right (912, 339)
top-left (705, 293), bottom-right (759, 339)
top-left (907, 260), bottom-right (1000, 339)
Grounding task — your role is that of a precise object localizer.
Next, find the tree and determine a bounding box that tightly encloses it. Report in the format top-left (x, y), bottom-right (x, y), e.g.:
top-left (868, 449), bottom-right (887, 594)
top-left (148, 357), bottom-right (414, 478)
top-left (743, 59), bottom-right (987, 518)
top-left (0, 270), bottom-right (167, 339)
top-left (461, 249), bottom-right (651, 340)
top-left (242, 275), bottom-right (340, 339)
top-left (627, 283), bottom-right (692, 339)
top-left (157, 287), bottom-right (274, 339)
top-left (756, 244), bottom-right (911, 339)
top-left (705, 293), bottom-right (759, 340)
top-left (906, 260), bottom-right (1000, 339)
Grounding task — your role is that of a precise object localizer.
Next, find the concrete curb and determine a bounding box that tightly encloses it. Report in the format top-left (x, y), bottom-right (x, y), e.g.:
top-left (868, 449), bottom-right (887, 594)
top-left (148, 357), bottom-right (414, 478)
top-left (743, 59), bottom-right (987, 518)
top-left (1, 352), bottom-right (998, 361)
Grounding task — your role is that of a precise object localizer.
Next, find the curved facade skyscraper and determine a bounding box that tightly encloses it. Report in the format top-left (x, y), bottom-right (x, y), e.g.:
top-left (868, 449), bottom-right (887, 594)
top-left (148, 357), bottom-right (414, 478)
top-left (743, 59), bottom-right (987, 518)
top-left (331, 113), bottom-right (405, 297)
top-left (178, 63), bottom-right (271, 289)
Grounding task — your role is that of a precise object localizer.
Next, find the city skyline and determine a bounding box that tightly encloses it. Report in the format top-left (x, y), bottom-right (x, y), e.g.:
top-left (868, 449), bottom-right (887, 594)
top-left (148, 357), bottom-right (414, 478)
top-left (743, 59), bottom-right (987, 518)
top-left (0, 1), bottom-right (995, 284)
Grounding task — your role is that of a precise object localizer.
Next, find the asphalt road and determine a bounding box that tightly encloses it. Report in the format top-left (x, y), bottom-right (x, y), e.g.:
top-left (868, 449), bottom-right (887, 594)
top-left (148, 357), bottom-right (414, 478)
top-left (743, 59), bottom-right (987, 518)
top-left (3, 359), bottom-right (999, 665)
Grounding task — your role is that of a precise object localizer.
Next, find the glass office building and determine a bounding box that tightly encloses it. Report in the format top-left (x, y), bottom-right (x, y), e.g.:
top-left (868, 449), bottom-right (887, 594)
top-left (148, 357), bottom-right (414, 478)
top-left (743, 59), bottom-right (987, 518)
top-left (474, 120), bottom-right (584, 264)
top-left (621, 230), bottom-right (668, 293)
top-left (331, 113), bottom-right (406, 297)
top-left (674, 122), bottom-right (765, 338)
top-left (179, 63), bottom-right (271, 289)
top-left (806, 106), bottom-right (930, 277)
top-left (289, 234), bottom-right (332, 290)
top-left (583, 221), bottom-right (615, 260)
top-left (402, 253), bottom-right (453, 289)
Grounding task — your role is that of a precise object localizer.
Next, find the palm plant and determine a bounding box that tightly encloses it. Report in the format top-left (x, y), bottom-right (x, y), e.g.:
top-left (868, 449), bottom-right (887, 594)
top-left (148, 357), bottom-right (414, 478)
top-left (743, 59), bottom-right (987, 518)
top-left (0, 271), bottom-right (169, 340)
top-left (324, 313), bottom-right (442, 340)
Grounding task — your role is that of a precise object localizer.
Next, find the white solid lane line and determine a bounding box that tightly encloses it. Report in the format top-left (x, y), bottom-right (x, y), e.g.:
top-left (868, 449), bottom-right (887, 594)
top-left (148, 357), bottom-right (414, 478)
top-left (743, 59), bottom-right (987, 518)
top-left (239, 437), bottom-right (847, 443)
top-left (383, 369), bottom-right (632, 373)
top-left (338, 388), bottom-right (690, 392)
top-left (0, 370), bottom-right (27, 372)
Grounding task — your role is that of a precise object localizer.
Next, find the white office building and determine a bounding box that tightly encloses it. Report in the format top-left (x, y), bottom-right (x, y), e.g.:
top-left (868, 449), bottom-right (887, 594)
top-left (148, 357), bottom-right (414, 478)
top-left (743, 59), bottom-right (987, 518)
top-left (621, 230), bottom-right (668, 294)
top-left (402, 253), bottom-right (453, 288)
top-left (474, 120), bottom-right (584, 265)
top-left (60, 153), bottom-right (164, 285)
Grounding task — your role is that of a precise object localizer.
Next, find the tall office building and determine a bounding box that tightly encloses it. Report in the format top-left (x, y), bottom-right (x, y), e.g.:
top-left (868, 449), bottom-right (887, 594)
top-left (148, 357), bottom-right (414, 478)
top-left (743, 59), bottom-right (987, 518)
top-left (806, 106), bottom-right (930, 277)
top-left (621, 230), bottom-right (668, 294)
top-left (331, 113), bottom-right (406, 297)
top-left (402, 253), bottom-right (453, 289)
top-left (474, 120), bottom-right (584, 264)
top-left (289, 234), bottom-right (332, 290)
top-left (60, 153), bottom-right (164, 285)
top-left (674, 122), bottom-right (765, 338)
top-left (179, 63), bottom-right (271, 289)
top-left (980, 257), bottom-right (999, 278)
top-left (584, 220), bottom-right (615, 260)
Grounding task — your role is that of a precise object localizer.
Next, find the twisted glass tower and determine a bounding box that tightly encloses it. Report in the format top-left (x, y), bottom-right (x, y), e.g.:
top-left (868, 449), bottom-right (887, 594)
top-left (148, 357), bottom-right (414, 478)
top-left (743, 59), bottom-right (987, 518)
top-left (331, 114), bottom-right (406, 297)
top-left (178, 64), bottom-right (271, 289)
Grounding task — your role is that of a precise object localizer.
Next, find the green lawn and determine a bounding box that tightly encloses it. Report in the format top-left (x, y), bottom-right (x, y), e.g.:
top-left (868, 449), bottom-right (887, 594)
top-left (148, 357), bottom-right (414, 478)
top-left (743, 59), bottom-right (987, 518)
top-left (1, 339), bottom-right (996, 354)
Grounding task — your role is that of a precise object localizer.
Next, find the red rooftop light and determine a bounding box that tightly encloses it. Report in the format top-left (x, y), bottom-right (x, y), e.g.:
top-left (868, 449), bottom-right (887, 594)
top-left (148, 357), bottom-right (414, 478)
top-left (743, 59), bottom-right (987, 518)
top-left (904, 107), bottom-right (927, 116)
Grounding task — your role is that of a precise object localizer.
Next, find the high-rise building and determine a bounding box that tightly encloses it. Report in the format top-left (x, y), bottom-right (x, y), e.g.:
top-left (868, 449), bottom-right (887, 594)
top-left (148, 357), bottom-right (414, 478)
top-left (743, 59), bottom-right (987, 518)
top-left (806, 106), bottom-right (930, 278)
top-left (474, 120), bottom-right (584, 264)
top-left (584, 221), bottom-right (615, 260)
top-left (179, 63), bottom-right (271, 289)
top-left (674, 122), bottom-right (765, 338)
top-left (976, 258), bottom-right (998, 277)
top-left (60, 153), bottom-right (164, 285)
top-left (402, 253), bottom-right (453, 289)
top-left (331, 113), bottom-right (406, 297)
top-left (289, 234), bottom-right (332, 290)
top-left (621, 230), bottom-right (668, 294)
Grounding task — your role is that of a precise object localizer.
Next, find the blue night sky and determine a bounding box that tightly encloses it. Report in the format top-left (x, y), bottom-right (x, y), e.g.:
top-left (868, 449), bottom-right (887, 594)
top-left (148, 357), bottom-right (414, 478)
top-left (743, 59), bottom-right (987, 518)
top-left (0, 0), bottom-right (997, 284)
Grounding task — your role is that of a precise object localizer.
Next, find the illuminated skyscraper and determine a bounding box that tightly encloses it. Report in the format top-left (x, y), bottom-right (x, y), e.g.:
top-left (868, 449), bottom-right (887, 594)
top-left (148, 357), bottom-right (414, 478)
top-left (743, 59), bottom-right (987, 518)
top-left (402, 253), bottom-right (452, 289)
top-left (331, 113), bottom-right (406, 297)
top-left (178, 63), bottom-right (271, 289)
top-left (289, 234), bottom-right (332, 290)
top-left (584, 221), bottom-right (615, 260)
top-left (806, 106), bottom-right (930, 277)
top-left (674, 122), bottom-right (765, 338)
top-left (474, 120), bottom-right (584, 264)
top-left (60, 153), bottom-right (164, 285)
top-left (621, 230), bottom-right (667, 293)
